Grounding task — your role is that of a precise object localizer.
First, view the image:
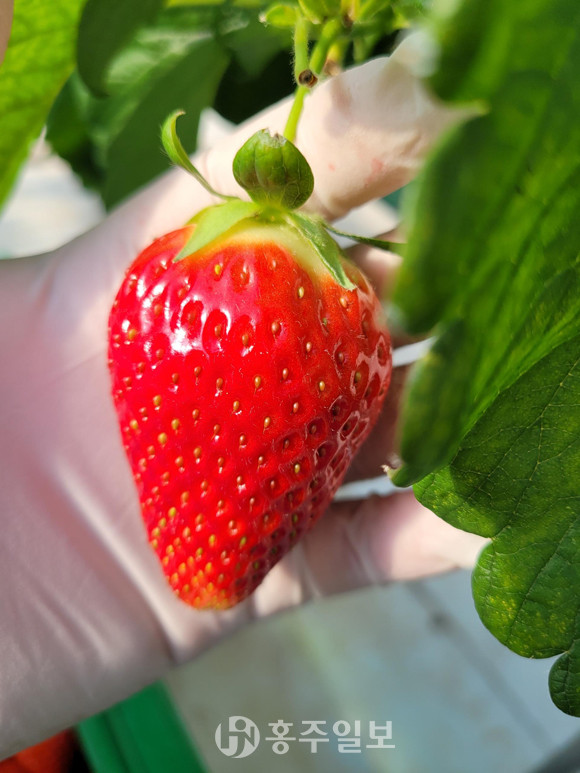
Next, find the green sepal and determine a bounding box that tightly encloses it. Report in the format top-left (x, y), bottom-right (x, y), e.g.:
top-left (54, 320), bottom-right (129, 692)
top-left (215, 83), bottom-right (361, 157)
top-left (175, 200), bottom-right (261, 261)
top-left (297, 0), bottom-right (341, 24)
top-left (325, 223), bottom-right (405, 255)
top-left (233, 129), bottom-right (314, 210)
top-left (161, 110), bottom-right (232, 200)
top-left (261, 3), bottom-right (301, 29)
top-left (286, 212), bottom-right (356, 290)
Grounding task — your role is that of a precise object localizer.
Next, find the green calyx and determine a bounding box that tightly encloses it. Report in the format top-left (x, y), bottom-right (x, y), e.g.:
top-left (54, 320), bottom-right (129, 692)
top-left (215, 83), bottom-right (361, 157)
top-left (160, 111), bottom-right (395, 291)
top-left (161, 110), bottom-right (234, 203)
top-left (176, 200), bottom-right (261, 261)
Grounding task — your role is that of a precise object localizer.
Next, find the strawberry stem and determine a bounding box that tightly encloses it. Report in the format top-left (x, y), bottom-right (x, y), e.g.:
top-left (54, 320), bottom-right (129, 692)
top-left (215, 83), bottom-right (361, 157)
top-left (293, 16), bottom-right (310, 82)
top-left (310, 17), bottom-right (345, 74)
top-left (284, 17), bottom-right (345, 142)
top-left (284, 87), bottom-right (308, 144)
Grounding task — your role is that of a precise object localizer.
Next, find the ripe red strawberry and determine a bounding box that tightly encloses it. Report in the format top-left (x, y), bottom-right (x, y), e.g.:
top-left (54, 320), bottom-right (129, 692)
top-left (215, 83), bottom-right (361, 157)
top-left (107, 118), bottom-right (392, 609)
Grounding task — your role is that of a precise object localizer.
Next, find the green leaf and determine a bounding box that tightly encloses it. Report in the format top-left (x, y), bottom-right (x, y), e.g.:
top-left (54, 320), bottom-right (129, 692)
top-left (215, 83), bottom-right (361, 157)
top-left (287, 213), bottom-right (355, 289)
top-left (221, 15), bottom-right (292, 78)
top-left (88, 9), bottom-right (232, 207)
top-left (213, 18), bottom-right (293, 124)
top-left (390, 321), bottom-right (467, 488)
top-left (0, 0), bottom-right (85, 211)
top-left (233, 129), bottom-right (314, 209)
top-left (77, 0), bottom-right (164, 97)
top-left (45, 72), bottom-right (102, 191)
top-left (392, 0), bottom-right (580, 483)
top-left (391, 0), bottom-right (580, 715)
top-left (416, 335), bottom-right (580, 715)
top-left (176, 200), bottom-right (260, 260)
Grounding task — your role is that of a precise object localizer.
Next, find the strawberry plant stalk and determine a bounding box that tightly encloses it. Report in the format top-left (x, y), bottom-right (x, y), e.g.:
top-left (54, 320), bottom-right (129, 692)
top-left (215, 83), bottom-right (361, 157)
top-left (284, 17), bottom-right (346, 142)
top-left (293, 16), bottom-right (310, 80)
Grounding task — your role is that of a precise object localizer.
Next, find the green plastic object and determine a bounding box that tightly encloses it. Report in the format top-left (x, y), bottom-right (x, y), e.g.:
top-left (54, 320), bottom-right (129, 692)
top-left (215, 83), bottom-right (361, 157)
top-left (77, 681), bottom-right (208, 773)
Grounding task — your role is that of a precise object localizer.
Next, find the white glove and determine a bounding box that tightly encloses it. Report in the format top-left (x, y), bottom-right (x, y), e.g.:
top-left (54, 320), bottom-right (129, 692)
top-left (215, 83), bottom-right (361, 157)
top-left (0, 34), bottom-right (484, 758)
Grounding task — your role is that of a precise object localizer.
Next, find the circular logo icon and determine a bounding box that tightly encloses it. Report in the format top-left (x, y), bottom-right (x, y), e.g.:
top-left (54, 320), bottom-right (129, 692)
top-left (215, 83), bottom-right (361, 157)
top-left (215, 716), bottom-right (260, 758)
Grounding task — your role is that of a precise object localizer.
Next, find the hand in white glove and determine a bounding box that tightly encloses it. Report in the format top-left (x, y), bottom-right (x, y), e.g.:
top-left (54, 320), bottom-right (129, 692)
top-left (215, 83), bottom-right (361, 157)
top-left (0, 35), bottom-right (485, 758)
